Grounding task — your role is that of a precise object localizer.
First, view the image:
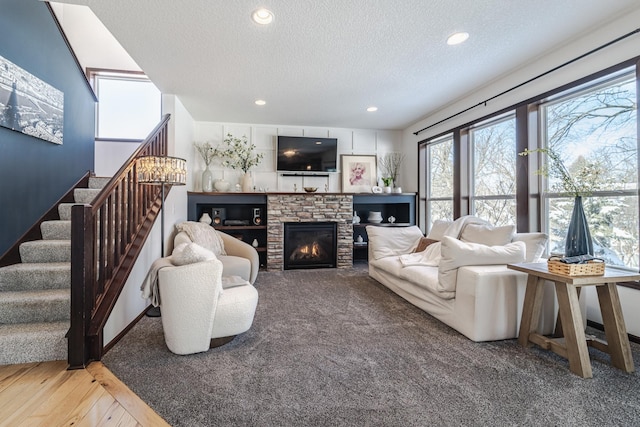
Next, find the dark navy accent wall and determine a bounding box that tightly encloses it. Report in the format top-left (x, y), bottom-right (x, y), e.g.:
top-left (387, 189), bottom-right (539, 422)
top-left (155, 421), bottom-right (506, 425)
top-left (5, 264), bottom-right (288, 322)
top-left (0, 0), bottom-right (95, 255)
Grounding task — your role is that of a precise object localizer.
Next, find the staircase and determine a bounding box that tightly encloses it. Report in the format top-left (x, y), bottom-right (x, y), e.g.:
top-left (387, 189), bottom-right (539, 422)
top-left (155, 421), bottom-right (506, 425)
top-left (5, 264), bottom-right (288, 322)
top-left (0, 177), bottom-right (110, 365)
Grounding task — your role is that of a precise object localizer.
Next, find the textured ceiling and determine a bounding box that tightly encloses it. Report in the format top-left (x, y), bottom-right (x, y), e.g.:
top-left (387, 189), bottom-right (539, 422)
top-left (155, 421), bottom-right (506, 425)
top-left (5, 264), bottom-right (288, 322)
top-left (54, 0), bottom-right (640, 130)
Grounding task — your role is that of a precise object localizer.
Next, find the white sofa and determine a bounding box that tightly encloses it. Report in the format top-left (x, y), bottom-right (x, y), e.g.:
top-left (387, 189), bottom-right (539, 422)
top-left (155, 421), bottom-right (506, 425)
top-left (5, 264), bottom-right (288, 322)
top-left (366, 218), bottom-right (558, 342)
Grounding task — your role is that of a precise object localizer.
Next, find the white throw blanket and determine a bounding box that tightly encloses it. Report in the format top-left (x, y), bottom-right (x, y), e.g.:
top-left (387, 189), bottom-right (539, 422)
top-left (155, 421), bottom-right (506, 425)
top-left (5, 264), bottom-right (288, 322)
top-left (398, 216), bottom-right (490, 267)
top-left (140, 256), bottom-right (175, 307)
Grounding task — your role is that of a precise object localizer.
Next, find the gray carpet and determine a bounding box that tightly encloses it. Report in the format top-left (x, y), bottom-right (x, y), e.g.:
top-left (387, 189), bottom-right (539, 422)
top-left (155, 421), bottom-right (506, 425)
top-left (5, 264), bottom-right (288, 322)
top-left (103, 265), bottom-right (640, 426)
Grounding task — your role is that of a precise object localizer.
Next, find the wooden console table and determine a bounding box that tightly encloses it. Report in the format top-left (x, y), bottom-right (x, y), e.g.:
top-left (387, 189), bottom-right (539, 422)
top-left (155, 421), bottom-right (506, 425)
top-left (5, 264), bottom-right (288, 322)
top-left (507, 262), bottom-right (639, 378)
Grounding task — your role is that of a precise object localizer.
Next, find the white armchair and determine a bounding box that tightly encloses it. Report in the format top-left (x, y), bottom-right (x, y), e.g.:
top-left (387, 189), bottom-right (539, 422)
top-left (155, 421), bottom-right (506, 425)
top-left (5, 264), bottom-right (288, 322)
top-left (158, 258), bottom-right (259, 355)
top-left (174, 221), bottom-right (260, 284)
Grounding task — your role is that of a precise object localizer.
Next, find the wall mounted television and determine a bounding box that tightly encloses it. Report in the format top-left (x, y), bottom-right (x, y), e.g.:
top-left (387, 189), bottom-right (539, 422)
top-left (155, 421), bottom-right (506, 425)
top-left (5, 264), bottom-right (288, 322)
top-left (276, 136), bottom-right (338, 173)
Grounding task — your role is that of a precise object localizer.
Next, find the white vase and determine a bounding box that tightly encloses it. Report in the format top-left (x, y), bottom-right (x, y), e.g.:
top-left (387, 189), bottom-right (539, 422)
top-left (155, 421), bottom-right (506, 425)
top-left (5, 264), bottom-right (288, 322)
top-left (214, 179), bottom-right (231, 192)
top-left (368, 211), bottom-right (383, 223)
top-left (241, 171), bottom-right (254, 192)
top-left (352, 211), bottom-right (361, 224)
top-left (383, 186), bottom-right (392, 193)
top-left (202, 166), bottom-right (213, 192)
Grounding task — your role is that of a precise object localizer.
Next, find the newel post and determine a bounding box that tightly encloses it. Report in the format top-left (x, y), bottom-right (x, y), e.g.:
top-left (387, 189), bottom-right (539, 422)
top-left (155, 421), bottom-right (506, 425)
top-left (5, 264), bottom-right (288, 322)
top-left (68, 204), bottom-right (96, 369)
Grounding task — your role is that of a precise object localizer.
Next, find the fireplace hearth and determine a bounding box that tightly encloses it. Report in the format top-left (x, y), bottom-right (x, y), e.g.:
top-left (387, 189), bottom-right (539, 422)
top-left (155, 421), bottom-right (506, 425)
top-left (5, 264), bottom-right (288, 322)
top-left (283, 222), bottom-right (337, 270)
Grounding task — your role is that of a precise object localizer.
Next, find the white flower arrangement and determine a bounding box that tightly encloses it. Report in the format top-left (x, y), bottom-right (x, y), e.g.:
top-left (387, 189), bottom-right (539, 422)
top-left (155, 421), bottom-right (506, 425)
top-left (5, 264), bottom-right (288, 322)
top-left (194, 141), bottom-right (220, 166)
top-left (519, 147), bottom-right (601, 197)
top-left (218, 133), bottom-right (264, 173)
top-left (378, 153), bottom-right (405, 186)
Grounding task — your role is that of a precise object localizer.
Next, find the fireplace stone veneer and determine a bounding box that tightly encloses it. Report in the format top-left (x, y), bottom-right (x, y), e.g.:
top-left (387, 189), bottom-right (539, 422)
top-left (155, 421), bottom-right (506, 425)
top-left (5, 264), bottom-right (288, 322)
top-left (267, 194), bottom-right (353, 271)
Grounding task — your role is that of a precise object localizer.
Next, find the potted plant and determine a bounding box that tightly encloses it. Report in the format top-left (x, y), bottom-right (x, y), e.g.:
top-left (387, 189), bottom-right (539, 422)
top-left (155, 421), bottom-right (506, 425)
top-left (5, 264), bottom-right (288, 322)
top-left (218, 133), bottom-right (264, 192)
top-left (378, 153), bottom-right (405, 193)
top-left (519, 147), bottom-right (602, 257)
top-left (380, 177), bottom-right (393, 193)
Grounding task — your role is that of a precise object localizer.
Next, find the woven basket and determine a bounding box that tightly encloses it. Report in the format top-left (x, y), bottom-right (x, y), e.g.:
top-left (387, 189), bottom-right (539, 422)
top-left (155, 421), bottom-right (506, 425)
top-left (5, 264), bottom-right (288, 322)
top-left (547, 259), bottom-right (605, 276)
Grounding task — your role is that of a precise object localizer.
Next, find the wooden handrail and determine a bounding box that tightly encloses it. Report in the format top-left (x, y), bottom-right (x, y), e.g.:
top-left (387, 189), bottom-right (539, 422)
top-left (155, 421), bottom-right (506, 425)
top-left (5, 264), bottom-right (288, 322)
top-left (68, 114), bottom-right (171, 369)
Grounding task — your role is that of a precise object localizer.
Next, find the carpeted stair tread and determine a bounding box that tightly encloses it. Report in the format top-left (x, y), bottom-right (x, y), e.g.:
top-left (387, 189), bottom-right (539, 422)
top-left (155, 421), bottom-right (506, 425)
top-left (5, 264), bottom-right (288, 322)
top-left (0, 176), bottom-right (111, 366)
top-left (0, 289), bottom-right (69, 324)
top-left (0, 321), bottom-right (68, 365)
top-left (58, 203), bottom-right (74, 221)
top-left (0, 262), bottom-right (70, 292)
top-left (74, 188), bottom-right (101, 204)
top-left (89, 176), bottom-right (110, 189)
top-left (41, 220), bottom-right (71, 240)
top-left (19, 240), bottom-right (71, 263)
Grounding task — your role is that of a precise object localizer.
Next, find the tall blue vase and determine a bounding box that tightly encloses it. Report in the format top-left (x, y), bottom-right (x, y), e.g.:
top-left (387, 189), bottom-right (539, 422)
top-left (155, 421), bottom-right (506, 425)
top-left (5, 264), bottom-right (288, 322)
top-left (565, 196), bottom-right (593, 257)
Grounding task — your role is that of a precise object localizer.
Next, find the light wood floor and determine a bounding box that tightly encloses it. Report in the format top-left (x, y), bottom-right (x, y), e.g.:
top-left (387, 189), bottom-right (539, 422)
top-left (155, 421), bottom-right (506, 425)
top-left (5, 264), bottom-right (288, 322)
top-left (0, 360), bottom-right (169, 427)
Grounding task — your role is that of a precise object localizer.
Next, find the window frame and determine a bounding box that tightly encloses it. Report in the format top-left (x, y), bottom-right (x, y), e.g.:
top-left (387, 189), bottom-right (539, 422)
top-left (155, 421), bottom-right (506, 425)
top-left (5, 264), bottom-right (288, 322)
top-left (87, 68), bottom-right (161, 142)
top-left (424, 133), bottom-right (455, 232)
top-left (538, 68), bottom-right (638, 267)
top-left (467, 113), bottom-right (517, 226)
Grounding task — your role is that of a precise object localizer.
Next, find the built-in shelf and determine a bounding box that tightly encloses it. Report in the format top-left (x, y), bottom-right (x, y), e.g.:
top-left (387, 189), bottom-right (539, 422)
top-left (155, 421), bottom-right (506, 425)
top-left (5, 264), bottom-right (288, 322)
top-left (188, 192), bottom-right (268, 268)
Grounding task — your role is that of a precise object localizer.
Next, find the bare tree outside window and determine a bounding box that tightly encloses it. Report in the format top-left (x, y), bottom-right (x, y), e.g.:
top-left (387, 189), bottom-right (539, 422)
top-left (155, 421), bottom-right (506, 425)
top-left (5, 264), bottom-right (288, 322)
top-left (426, 136), bottom-right (454, 228)
top-left (471, 116), bottom-right (517, 226)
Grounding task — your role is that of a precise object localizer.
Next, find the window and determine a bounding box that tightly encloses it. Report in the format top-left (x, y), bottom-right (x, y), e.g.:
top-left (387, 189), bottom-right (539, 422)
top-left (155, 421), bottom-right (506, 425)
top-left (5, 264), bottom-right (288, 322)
top-left (469, 114), bottom-right (517, 226)
top-left (540, 70), bottom-right (638, 268)
top-left (92, 70), bottom-right (161, 140)
top-left (417, 58), bottom-right (640, 285)
top-left (425, 134), bottom-right (454, 229)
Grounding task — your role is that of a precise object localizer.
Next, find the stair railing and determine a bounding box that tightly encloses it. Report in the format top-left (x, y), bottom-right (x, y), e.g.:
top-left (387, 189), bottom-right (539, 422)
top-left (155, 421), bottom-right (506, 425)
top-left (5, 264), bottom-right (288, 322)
top-left (69, 114), bottom-right (171, 369)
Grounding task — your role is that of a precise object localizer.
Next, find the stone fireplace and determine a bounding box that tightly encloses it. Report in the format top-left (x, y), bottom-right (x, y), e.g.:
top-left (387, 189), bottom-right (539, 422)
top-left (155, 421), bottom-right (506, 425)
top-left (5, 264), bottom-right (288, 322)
top-left (283, 222), bottom-right (337, 269)
top-left (267, 194), bottom-right (353, 271)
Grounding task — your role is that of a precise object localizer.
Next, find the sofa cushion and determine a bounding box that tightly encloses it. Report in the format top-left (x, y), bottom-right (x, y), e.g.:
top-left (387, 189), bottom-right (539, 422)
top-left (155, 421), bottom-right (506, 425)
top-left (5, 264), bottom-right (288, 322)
top-left (427, 219), bottom-right (453, 240)
top-left (366, 225), bottom-right (424, 260)
top-left (172, 243), bottom-right (217, 266)
top-left (512, 232), bottom-right (548, 262)
top-left (175, 221), bottom-right (227, 255)
top-left (399, 265), bottom-right (454, 299)
top-left (438, 237), bottom-right (526, 293)
top-left (460, 224), bottom-right (515, 246)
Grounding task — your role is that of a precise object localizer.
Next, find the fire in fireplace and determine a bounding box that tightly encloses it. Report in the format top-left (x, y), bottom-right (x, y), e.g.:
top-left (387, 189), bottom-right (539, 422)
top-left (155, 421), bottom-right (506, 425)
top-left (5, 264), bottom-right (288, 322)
top-left (283, 222), bottom-right (337, 269)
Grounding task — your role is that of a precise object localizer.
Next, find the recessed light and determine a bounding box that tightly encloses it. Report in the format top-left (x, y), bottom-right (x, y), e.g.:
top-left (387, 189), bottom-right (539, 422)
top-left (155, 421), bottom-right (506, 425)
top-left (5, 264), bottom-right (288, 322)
top-left (447, 32), bottom-right (469, 45)
top-left (367, 106), bottom-right (378, 112)
top-left (255, 99), bottom-right (266, 106)
top-left (252, 8), bottom-right (274, 25)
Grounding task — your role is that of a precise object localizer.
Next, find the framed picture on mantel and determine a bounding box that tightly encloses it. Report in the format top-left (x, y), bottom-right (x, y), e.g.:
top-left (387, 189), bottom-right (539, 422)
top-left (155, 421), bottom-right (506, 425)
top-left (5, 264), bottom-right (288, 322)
top-left (341, 154), bottom-right (377, 193)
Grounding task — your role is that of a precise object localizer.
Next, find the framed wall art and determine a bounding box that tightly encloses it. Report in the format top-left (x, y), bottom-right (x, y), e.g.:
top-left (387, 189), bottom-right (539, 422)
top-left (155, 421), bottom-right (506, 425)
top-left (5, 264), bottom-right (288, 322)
top-left (0, 54), bottom-right (64, 144)
top-left (341, 154), bottom-right (377, 193)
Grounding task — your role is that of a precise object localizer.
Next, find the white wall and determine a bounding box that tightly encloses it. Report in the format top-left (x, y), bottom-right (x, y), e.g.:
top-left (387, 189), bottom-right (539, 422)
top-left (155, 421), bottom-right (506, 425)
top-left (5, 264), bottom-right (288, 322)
top-left (103, 94), bottom-right (193, 345)
top-left (94, 140), bottom-right (140, 177)
top-left (191, 123), bottom-right (402, 193)
top-left (400, 10), bottom-right (640, 335)
top-left (50, 3), bottom-right (141, 72)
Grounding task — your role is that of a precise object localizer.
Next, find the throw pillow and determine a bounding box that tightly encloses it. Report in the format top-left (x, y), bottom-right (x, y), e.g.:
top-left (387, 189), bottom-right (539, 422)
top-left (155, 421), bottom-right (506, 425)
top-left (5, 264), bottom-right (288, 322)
top-left (512, 232), bottom-right (548, 262)
top-left (414, 237), bottom-right (439, 253)
top-left (366, 225), bottom-right (424, 260)
top-left (460, 224), bottom-right (515, 246)
top-left (438, 237), bottom-right (525, 293)
top-left (427, 219), bottom-right (453, 240)
top-left (171, 242), bottom-right (217, 266)
top-left (175, 221), bottom-right (227, 255)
